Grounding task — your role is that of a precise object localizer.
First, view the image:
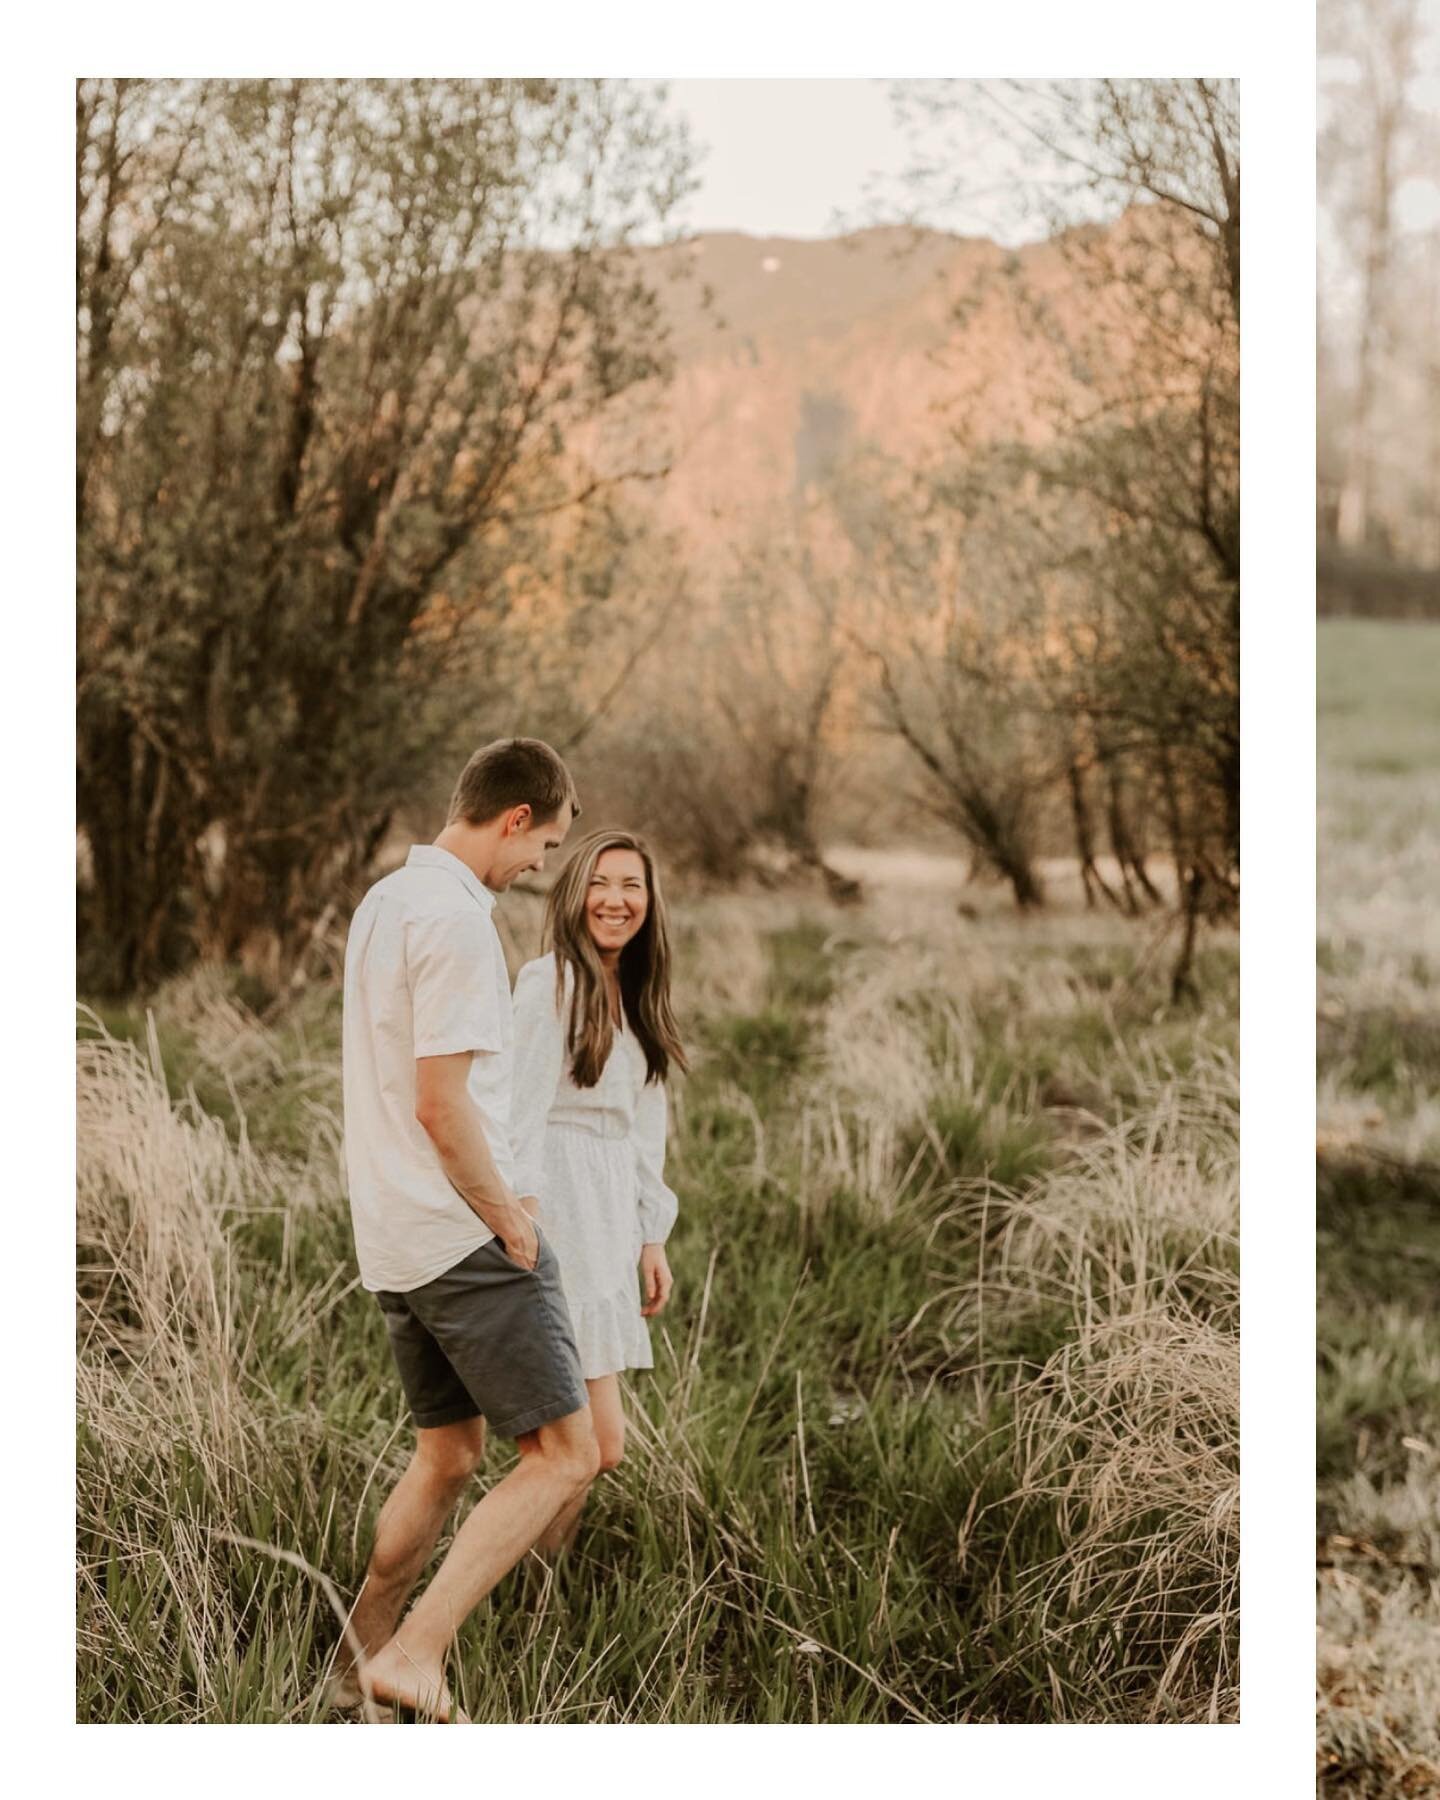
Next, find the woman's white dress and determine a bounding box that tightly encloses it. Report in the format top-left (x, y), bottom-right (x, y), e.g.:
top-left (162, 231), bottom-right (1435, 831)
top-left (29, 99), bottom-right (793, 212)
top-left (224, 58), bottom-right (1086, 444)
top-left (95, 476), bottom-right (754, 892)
top-left (510, 952), bottom-right (679, 1380)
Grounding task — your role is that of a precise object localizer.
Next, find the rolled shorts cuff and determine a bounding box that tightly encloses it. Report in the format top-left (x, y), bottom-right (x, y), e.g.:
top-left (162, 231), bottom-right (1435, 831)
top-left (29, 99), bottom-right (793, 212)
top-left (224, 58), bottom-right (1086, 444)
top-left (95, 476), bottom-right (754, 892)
top-left (490, 1382), bottom-right (590, 1440)
top-left (412, 1396), bottom-right (484, 1430)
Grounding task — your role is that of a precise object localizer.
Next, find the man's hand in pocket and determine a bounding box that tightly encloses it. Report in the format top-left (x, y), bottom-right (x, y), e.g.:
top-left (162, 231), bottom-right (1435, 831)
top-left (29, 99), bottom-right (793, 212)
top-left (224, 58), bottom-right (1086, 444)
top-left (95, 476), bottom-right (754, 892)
top-left (498, 1201), bottom-right (540, 1271)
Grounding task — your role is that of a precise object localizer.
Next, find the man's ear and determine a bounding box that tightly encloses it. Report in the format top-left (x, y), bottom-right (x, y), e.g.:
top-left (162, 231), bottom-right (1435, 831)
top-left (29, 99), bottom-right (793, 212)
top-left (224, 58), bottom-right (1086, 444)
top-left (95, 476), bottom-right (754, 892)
top-left (505, 803), bottom-right (533, 837)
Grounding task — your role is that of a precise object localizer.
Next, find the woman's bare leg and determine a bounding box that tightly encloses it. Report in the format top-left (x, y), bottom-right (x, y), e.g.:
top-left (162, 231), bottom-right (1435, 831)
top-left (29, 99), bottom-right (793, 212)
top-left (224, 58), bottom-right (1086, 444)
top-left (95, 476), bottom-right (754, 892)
top-left (534, 1374), bottom-right (625, 1556)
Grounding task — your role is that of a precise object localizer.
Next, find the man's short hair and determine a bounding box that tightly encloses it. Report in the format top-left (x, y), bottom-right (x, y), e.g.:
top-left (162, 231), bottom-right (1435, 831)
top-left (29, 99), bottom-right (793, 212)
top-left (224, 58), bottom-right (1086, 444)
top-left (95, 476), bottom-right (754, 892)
top-left (447, 738), bottom-right (579, 828)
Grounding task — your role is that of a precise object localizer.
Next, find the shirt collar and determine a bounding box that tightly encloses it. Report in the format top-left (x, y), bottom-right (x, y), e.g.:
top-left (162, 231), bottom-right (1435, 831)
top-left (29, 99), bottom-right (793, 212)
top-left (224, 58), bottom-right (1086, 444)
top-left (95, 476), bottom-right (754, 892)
top-left (405, 844), bottom-right (498, 914)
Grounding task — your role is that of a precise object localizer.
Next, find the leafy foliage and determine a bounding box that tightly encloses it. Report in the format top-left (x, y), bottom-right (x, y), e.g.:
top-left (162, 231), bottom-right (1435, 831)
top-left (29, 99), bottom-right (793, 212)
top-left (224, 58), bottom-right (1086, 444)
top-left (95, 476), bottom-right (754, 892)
top-left (837, 82), bottom-right (1239, 993)
top-left (77, 79), bottom-right (697, 991)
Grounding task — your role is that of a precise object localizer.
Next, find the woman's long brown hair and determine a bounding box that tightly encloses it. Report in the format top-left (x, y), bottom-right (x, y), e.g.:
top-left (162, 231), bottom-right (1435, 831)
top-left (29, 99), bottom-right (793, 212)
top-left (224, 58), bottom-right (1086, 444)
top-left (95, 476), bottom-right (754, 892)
top-left (542, 829), bottom-right (689, 1089)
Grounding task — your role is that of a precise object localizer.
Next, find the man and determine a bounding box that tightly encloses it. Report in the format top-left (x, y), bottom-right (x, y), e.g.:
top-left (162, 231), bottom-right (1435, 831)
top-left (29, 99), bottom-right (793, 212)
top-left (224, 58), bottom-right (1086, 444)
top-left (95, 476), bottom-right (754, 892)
top-left (334, 737), bottom-right (598, 1722)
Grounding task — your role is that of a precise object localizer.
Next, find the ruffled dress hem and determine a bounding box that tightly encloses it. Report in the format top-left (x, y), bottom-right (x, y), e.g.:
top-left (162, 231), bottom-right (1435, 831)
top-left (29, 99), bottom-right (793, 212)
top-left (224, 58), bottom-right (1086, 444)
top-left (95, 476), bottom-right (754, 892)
top-left (568, 1280), bottom-right (654, 1380)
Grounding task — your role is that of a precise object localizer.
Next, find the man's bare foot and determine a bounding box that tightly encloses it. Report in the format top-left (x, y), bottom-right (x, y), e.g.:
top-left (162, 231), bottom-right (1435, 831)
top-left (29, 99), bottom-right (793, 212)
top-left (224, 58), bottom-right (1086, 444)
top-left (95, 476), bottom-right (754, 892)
top-left (360, 1637), bottom-right (468, 1723)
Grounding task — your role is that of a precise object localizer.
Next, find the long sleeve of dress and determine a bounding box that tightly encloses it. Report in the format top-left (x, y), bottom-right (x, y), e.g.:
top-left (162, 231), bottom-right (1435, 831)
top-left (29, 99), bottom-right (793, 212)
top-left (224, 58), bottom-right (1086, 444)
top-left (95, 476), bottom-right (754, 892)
top-left (633, 1075), bottom-right (679, 1244)
top-left (510, 958), bottom-right (567, 1201)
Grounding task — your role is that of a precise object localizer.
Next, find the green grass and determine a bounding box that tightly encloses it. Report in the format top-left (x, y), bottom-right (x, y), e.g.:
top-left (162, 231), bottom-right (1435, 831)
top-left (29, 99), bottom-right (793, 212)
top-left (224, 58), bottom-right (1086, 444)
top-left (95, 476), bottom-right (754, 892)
top-left (1317, 620), bottom-right (1440, 1796)
top-left (1317, 619), bottom-right (1440, 754)
top-left (78, 886), bottom-right (1237, 1724)
top-left (1317, 1159), bottom-right (1440, 1489)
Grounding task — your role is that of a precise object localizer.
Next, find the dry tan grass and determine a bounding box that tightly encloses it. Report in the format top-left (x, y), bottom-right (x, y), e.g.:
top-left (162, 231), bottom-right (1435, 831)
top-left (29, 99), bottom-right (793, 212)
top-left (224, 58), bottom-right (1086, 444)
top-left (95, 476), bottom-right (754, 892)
top-left (77, 862), bottom-right (1238, 1723)
top-left (944, 1076), bottom-right (1240, 1721)
top-left (671, 894), bottom-right (775, 1024)
top-left (795, 951), bottom-right (976, 1214)
top-left (1318, 1553), bottom-right (1440, 1796)
top-left (745, 892), bottom-right (1241, 1720)
top-left (78, 1012), bottom-right (237, 1362)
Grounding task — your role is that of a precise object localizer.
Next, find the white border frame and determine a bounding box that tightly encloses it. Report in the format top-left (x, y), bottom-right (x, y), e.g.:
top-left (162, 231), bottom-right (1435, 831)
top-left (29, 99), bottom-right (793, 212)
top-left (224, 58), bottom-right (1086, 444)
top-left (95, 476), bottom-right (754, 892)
top-left (20, 3), bottom-right (1314, 1789)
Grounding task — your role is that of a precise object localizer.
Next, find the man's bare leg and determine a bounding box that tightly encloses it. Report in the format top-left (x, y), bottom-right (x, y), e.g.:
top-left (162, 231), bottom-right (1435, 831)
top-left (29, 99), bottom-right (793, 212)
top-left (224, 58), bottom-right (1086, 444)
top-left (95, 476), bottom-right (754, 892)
top-left (360, 1404), bottom-right (600, 1720)
top-left (535, 1375), bottom-right (624, 1557)
top-left (329, 1417), bottom-right (487, 1706)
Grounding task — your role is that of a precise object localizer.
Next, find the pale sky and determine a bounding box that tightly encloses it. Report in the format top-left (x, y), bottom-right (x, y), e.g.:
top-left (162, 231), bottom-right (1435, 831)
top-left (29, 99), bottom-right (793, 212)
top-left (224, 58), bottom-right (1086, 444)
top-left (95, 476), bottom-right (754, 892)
top-left (662, 79), bottom-right (914, 240)
top-left (659, 78), bottom-right (1069, 246)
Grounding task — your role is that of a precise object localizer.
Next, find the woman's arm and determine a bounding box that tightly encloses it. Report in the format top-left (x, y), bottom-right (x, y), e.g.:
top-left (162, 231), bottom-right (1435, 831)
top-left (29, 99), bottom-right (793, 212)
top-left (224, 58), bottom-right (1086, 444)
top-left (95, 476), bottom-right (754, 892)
top-left (510, 959), bottom-right (568, 1205)
top-left (634, 1076), bottom-right (680, 1245)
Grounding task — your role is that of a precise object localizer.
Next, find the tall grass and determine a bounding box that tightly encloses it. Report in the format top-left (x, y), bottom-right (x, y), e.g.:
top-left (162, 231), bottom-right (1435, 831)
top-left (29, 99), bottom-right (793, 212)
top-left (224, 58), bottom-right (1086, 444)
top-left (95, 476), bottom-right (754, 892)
top-left (1317, 620), bottom-right (1440, 1796)
top-left (77, 867), bottom-right (1238, 1722)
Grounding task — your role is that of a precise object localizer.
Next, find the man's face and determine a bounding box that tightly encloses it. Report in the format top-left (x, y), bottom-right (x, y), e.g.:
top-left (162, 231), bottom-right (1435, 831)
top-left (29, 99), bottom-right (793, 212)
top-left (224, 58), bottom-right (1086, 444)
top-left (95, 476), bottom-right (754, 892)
top-left (487, 802), bottom-right (573, 890)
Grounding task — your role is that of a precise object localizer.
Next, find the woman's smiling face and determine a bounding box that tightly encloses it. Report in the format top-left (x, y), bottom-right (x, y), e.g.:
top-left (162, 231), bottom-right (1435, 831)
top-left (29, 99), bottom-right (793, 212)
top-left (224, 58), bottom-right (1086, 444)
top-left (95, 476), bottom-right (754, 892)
top-left (585, 846), bottom-right (649, 956)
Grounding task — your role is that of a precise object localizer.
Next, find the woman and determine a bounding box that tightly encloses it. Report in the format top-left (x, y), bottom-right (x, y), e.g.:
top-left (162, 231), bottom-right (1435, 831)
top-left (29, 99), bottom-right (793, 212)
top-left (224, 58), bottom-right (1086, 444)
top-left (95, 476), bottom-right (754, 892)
top-left (510, 828), bottom-right (689, 1552)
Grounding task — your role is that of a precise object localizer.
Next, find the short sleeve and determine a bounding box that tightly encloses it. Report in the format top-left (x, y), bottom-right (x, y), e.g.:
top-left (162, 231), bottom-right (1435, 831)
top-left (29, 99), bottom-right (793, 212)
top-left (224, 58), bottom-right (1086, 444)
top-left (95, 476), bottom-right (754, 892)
top-left (406, 907), bottom-right (505, 1058)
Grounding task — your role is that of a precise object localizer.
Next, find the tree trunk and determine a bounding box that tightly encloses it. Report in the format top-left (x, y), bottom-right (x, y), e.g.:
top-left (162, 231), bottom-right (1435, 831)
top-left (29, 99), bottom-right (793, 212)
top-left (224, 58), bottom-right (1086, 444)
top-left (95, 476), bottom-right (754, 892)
top-left (1003, 847), bottom-right (1047, 911)
top-left (78, 719), bottom-right (190, 994)
top-left (1170, 866), bottom-right (1205, 1005)
top-left (1066, 753), bottom-right (1121, 910)
top-left (1106, 764), bottom-right (1163, 909)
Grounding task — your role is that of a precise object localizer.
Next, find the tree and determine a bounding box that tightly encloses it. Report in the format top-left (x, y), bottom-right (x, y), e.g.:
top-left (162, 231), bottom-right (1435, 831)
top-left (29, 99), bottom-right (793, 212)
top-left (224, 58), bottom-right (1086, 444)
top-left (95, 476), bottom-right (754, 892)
top-left (1319, 0), bottom-right (1440, 574)
top-left (708, 521), bottom-right (860, 898)
top-left (881, 80), bottom-right (1240, 996)
top-left (1319, 0), bottom-right (1425, 553)
top-left (596, 502), bottom-right (861, 897)
top-left (831, 452), bottom-right (1054, 910)
top-left (77, 79), bottom-right (698, 992)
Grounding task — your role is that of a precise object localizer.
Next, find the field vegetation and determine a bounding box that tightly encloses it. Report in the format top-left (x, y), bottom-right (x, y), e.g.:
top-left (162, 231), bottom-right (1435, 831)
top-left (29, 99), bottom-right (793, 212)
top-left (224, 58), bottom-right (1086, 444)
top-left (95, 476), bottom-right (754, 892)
top-left (78, 856), bottom-right (1237, 1723)
top-left (1317, 619), bottom-right (1440, 1796)
top-left (73, 77), bottom-right (1240, 1729)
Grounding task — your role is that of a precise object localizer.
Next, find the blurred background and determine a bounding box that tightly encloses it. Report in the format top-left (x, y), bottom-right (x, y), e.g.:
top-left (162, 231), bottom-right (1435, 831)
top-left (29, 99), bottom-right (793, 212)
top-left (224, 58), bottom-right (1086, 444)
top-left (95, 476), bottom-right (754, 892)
top-left (76, 80), bottom-right (1241, 1725)
top-left (1319, 3), bottom-right (1440, 608)
top-left (1316, 5), bottom-right (1440, 1792)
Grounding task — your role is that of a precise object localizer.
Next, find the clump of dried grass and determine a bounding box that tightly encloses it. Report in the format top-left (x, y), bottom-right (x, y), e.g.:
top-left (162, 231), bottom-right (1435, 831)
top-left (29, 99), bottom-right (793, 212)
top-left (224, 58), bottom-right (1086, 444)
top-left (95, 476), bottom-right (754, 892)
top-left (77, 1010), bottom-right (368, 1721)
top-left (77, 1004), bottom-right (338, 1367)
top-left (793, 952), bottom-right (974, 1204)
top-left (1317, 1556), bottom-right (1440, 1797)
top-left (954, 1066), bottom-right (1240, 1720)
top-left (78, 1011), bottom-right (243, 1363)
top-left (671, 895), bottom-right (773, 1024)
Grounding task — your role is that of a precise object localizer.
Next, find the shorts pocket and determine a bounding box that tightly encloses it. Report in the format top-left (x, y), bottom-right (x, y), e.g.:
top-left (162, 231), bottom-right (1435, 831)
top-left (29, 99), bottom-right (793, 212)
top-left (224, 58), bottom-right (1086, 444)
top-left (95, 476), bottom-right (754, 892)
top-left (494, 1227), bottom-right (543, 1275)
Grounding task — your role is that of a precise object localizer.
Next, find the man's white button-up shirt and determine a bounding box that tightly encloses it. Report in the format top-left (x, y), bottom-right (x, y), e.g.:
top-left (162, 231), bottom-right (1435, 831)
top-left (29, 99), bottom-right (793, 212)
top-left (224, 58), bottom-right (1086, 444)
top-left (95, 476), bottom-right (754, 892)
top-left (342, 845), bottom-right (517, 1292)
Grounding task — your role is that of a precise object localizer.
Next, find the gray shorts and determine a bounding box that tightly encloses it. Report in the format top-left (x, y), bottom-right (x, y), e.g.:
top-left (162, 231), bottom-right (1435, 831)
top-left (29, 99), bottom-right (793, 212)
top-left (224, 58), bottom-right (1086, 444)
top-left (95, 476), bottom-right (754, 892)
top-left (374, 1228), bottom-right (588, 1438)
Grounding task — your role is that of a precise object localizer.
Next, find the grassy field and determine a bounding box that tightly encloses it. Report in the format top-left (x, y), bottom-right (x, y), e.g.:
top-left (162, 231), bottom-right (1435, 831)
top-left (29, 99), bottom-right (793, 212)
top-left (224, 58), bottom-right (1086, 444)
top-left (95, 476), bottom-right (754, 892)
top-left (1317, 619), bottom-right (1440, 1795)
top-left (77, 856), bottom-right (1238, 1724)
